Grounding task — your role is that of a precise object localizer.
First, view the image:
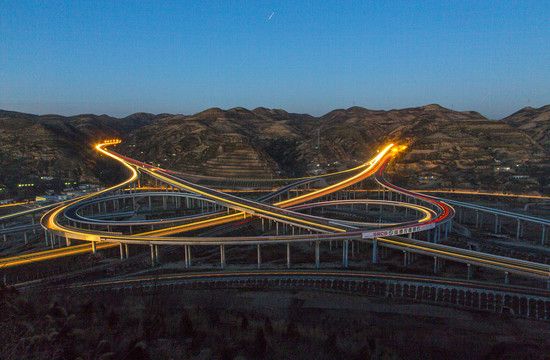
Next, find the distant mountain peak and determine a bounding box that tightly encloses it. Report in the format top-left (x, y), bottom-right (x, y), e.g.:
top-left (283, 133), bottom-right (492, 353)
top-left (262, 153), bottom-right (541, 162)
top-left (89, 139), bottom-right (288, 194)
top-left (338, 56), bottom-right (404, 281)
top-left (420, 104), bottom-right (446, 111)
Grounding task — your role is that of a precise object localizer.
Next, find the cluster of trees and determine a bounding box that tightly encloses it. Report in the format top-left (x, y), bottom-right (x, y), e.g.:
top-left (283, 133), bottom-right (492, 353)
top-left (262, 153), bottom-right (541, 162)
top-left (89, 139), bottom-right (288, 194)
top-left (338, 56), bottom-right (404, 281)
top-left (0, 285), bottom-right (405, 359)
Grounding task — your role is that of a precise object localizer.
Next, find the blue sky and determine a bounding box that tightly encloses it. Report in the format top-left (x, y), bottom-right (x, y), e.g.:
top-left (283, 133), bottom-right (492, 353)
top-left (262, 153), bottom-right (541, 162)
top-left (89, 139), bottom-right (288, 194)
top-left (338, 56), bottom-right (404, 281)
top-left (1, 0), bottom-right (548, 119)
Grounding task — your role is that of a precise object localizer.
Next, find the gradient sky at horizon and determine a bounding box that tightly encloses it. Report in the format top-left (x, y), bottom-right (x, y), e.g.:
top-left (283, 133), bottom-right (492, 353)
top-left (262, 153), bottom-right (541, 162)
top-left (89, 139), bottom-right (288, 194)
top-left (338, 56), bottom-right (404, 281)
top-left (1, 1), bottom-right (548, 119)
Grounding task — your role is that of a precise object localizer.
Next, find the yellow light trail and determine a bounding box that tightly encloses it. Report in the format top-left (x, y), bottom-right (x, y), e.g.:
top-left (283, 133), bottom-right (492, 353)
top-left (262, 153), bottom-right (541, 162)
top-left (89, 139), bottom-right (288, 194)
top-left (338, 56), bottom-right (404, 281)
top-left (142, 168), bottom-right (345, 232)
top-left (0, 243), bottom-right (116, 268)
top-left (132, 144), bottom-right (396, 236)
top-left (44, 141), bottom-right (138, 234)
top-left (0, 201), bottom-right (30, 208)
top-left (2, 142), bottom-right (396, 267)
top-left (378, 237), bottom-right (549, 277)
top-left (276, 144), bottom-right (394, 207)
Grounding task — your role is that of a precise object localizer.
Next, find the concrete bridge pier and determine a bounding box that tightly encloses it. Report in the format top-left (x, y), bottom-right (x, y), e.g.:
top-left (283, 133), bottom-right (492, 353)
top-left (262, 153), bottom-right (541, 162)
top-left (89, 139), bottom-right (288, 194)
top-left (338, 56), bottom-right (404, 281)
top-left (150, 244), bottom-right (158, 267)
top-left (220, 245), bottom-right (226, 269)
top-left (32, 215), bottom-right (37, 234)
top-left (342, 240), bottom-right (349, 267)
top-left (184, 245), bottom-right (190, 268)
top-left (119, 243), bottom-right (125, 259)
top-left (372, 237), bottom-right (377, 263)
top-left (92, 241), bottom-right (96, 254)
top-left (542, 225), bottom-right (547, 245)
top-left (467, 263), bottom-right (472, 280)
top-left (257, 244), bottom-right (261, 269)
top-left (315, 241), bottom-right (320, 268)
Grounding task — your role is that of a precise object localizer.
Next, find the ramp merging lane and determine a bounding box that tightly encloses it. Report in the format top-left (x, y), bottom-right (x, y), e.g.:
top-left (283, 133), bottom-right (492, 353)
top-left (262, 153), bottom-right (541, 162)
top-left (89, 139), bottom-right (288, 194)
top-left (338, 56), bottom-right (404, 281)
top-left (3, 140), bottom-right (549, 287)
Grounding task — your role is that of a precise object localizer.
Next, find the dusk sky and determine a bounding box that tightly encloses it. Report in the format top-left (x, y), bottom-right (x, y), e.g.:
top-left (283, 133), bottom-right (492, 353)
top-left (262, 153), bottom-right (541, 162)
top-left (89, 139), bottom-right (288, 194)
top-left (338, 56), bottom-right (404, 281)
top-left (1, 1), bottom-right (548, 119)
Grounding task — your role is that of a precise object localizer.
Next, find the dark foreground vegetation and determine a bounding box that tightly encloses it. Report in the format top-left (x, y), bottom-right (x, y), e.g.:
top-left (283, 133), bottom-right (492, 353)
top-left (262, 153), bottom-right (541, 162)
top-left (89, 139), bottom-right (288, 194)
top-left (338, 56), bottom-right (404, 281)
top-left (2, 284), bottom-right (550, 359)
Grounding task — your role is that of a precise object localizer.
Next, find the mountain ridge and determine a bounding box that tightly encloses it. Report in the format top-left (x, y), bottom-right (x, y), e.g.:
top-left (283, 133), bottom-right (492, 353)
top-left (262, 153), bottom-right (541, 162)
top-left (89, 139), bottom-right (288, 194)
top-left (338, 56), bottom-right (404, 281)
top-left (1, 104), bottom-right (548, 198)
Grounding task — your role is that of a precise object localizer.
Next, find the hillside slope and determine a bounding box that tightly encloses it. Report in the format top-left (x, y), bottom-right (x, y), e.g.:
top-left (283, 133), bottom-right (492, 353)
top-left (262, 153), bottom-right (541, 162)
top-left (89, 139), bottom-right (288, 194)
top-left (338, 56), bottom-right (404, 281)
top-left (1, 104), bottom-right (549, 198)
top-left (502, 105), bottom-right (550, 154)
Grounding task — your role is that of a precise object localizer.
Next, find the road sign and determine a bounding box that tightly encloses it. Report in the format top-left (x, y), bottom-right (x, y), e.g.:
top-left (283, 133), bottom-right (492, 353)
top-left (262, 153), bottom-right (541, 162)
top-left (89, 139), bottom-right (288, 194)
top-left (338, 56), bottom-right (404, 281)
top-left (362, 223), bottom-right (436, 239)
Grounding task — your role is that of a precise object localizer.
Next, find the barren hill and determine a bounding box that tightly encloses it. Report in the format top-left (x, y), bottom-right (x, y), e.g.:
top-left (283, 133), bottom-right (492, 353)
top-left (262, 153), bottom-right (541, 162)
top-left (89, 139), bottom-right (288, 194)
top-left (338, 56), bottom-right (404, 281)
top-left (386, 112), bottom-right (548, 193)
top-left (1, 104), bottom-right (549, 199)
top-left (502, 105), bottom-right (550, 154)
top-left (0, 110), bottom-right (159, 197)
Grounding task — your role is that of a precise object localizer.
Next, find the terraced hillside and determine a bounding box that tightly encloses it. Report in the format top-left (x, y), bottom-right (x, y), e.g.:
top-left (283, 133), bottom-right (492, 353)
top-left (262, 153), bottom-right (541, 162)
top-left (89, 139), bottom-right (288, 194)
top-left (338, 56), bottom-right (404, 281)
top-left (0, 110), bottom-right (158, 198)
top-left (502, 105), bottom-right (550, 154)
top-left (2, 103), bottom-right (549, 198)
top-left (387, 114), bottom-right (549, 193)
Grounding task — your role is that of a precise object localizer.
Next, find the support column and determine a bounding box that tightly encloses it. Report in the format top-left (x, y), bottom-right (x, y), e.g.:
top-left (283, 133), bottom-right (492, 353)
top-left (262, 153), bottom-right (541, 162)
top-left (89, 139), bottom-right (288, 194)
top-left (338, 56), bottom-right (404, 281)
top-left (184, 245), bottom-right (190, 268)
top-left (125, 244), bottom-right (129, 258)
top-left (342, 240), bottom-right (349, 267)
top-left (65, 237), bottom-right (71, 246)
top-left (543, 225), bottom-right (547, 245)
top-left (504, 271), bottom-right (509, 284)
top-left (92, 241), bottom-right (96, 254)
top-left (372, 238), bottom-right (378, 264)
top-left (467, 263), bottom-right (472, 280)
top-left (494, 215), bottom-right (499, 234)
top-left (24, 232), bottom-right (28, 244)
top-left (32, 215), bottom-right (37, 234)
top-left (220, 245), bottom-right (226, 269)
top-left (44, 230), bottom-right (49, 246)
top-left (315, 241), bottom-right (320, 268)
top-left (475, 211), bottom-right (479, 229)
top-left (516, 219), bottom-right (521, 240)
top-left (433, 256), bottom-right (438, 273)
top-left (150, 244), bottom-right (155, 267)
top-left (257, 244), bottom-right (261, 269)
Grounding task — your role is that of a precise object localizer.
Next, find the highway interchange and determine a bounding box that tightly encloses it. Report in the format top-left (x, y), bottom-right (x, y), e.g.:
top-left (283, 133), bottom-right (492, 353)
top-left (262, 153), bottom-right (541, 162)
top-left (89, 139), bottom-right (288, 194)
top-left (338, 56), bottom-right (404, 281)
top-left (1, 140), bottom-right (550, 319)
